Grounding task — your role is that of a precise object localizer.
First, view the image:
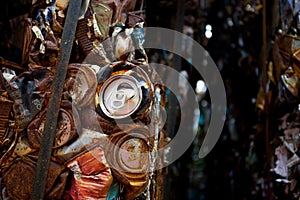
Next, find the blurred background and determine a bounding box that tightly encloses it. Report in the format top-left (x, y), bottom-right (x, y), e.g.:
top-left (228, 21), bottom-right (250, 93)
top-left (145, 0), bottom-right (300, 200)
top-left (146, 0), bottom-right (266, 199)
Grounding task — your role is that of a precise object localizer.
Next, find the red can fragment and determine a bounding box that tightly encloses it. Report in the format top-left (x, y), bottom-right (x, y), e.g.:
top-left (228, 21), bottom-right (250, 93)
top-left (66, 147), bottom-right (113, 200)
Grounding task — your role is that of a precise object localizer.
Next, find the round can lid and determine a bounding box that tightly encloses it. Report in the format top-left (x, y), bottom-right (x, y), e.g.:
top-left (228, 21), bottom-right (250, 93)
top-left (99, 74), bottom-right (142, 119)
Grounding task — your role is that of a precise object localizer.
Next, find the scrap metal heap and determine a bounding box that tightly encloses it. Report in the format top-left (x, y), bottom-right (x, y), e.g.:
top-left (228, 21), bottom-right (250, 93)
top-left (0, 0), bottom-right (166, 199)
top-left (256, 1), bottom-right (300, 199)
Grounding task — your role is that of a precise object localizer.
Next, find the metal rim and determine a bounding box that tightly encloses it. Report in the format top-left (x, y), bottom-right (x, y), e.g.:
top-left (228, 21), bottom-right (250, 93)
top-left (99, 74), bottom-right (143, 119)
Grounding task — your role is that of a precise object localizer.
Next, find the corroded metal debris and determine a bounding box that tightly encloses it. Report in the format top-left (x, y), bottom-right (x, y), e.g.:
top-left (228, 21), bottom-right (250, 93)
top-left (0, 0), bottom-right (166, 199)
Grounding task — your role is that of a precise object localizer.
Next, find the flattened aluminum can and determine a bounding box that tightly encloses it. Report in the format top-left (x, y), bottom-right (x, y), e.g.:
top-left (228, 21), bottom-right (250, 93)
top-left (99, 74), bottom-right (142, 119)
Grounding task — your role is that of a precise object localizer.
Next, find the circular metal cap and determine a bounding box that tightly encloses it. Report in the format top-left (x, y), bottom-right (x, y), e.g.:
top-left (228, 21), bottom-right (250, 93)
top-left (99, 74), bottom-right (142, 119)
top-left (119, 138), bottom-right (149, 172)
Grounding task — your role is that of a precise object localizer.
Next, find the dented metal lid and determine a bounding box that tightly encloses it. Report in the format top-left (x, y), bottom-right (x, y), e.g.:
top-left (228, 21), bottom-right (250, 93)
top-left (99, 74), bottom-right (142, 119)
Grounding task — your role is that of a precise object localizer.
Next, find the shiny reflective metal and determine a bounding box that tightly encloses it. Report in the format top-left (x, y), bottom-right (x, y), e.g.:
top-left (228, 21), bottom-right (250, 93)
top-left (281, 68), bottom-right (300, 97)
top-left (99, 74), bottom-right (142, 119)
top-left (106, 126), bottom-right (150, 199)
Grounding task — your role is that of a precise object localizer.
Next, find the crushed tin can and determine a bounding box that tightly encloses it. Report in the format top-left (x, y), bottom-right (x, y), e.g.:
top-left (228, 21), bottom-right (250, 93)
top-left (65, 64), bottom-right (98, 108)
top-left (27, 100), bottom-right (81, 150)
top-left (0, 98), bottom-right (13, 142)
top-left (66, 147), bottom-right (113, 200)
top-left (91, 1), bottom-right (113, 40)
top-left (105, 125), bottom-right (151, 200)
top-left (75, 14), bottom-right (94, 58)
top-left (53, 128), bottom-right (108, 164)
top-left (7, 68), bottom-right (53, 129)
top-left (2, 155), bottom-right (68, 200)
top-left (95, 61), bottom-right (154, 123)
top-left (279, 67), bottom-right (300, 103)
top-left (99, 74), bottom-right (143, 119)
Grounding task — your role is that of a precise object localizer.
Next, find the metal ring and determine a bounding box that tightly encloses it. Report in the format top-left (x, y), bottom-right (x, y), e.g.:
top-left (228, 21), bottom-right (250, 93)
top-left (99, 74), bottom-right (142, 119)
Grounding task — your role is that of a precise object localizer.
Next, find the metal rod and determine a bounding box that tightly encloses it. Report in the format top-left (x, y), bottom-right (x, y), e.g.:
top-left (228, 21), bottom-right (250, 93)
top-left (31, 0), bottom-right (82, 199)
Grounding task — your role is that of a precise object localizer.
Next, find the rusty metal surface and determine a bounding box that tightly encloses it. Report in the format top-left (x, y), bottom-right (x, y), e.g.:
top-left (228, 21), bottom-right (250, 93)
top-left (0, 0), bottom-right (168, 199)
top-left (31, 0), bottom-right (82, 199)
top-left (0, 99), bottom-right (13, 140)
top-left (66, 147), bottom-right (113, 199)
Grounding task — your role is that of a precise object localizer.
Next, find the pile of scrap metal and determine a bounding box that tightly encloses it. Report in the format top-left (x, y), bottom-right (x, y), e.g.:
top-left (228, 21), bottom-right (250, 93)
top-left (270, 47), bottom-right (300, 199)
top-left (0, 0), bottom-right (167, 199)
top-left (256, 1), bottom-right (300, 199)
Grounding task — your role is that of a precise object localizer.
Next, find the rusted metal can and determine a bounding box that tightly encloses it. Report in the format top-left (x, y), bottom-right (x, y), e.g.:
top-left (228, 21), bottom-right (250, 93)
top-left (66, 147), bottom-right (113, 200)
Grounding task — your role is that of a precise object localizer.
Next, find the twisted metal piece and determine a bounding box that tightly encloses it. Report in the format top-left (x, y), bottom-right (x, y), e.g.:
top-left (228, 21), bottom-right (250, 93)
top-left (76, 18), bottom-right (93, 57)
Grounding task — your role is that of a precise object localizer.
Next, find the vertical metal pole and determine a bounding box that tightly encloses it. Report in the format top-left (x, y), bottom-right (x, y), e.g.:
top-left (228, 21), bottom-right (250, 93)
top-left (31, 0), bottom-right (82, 199)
